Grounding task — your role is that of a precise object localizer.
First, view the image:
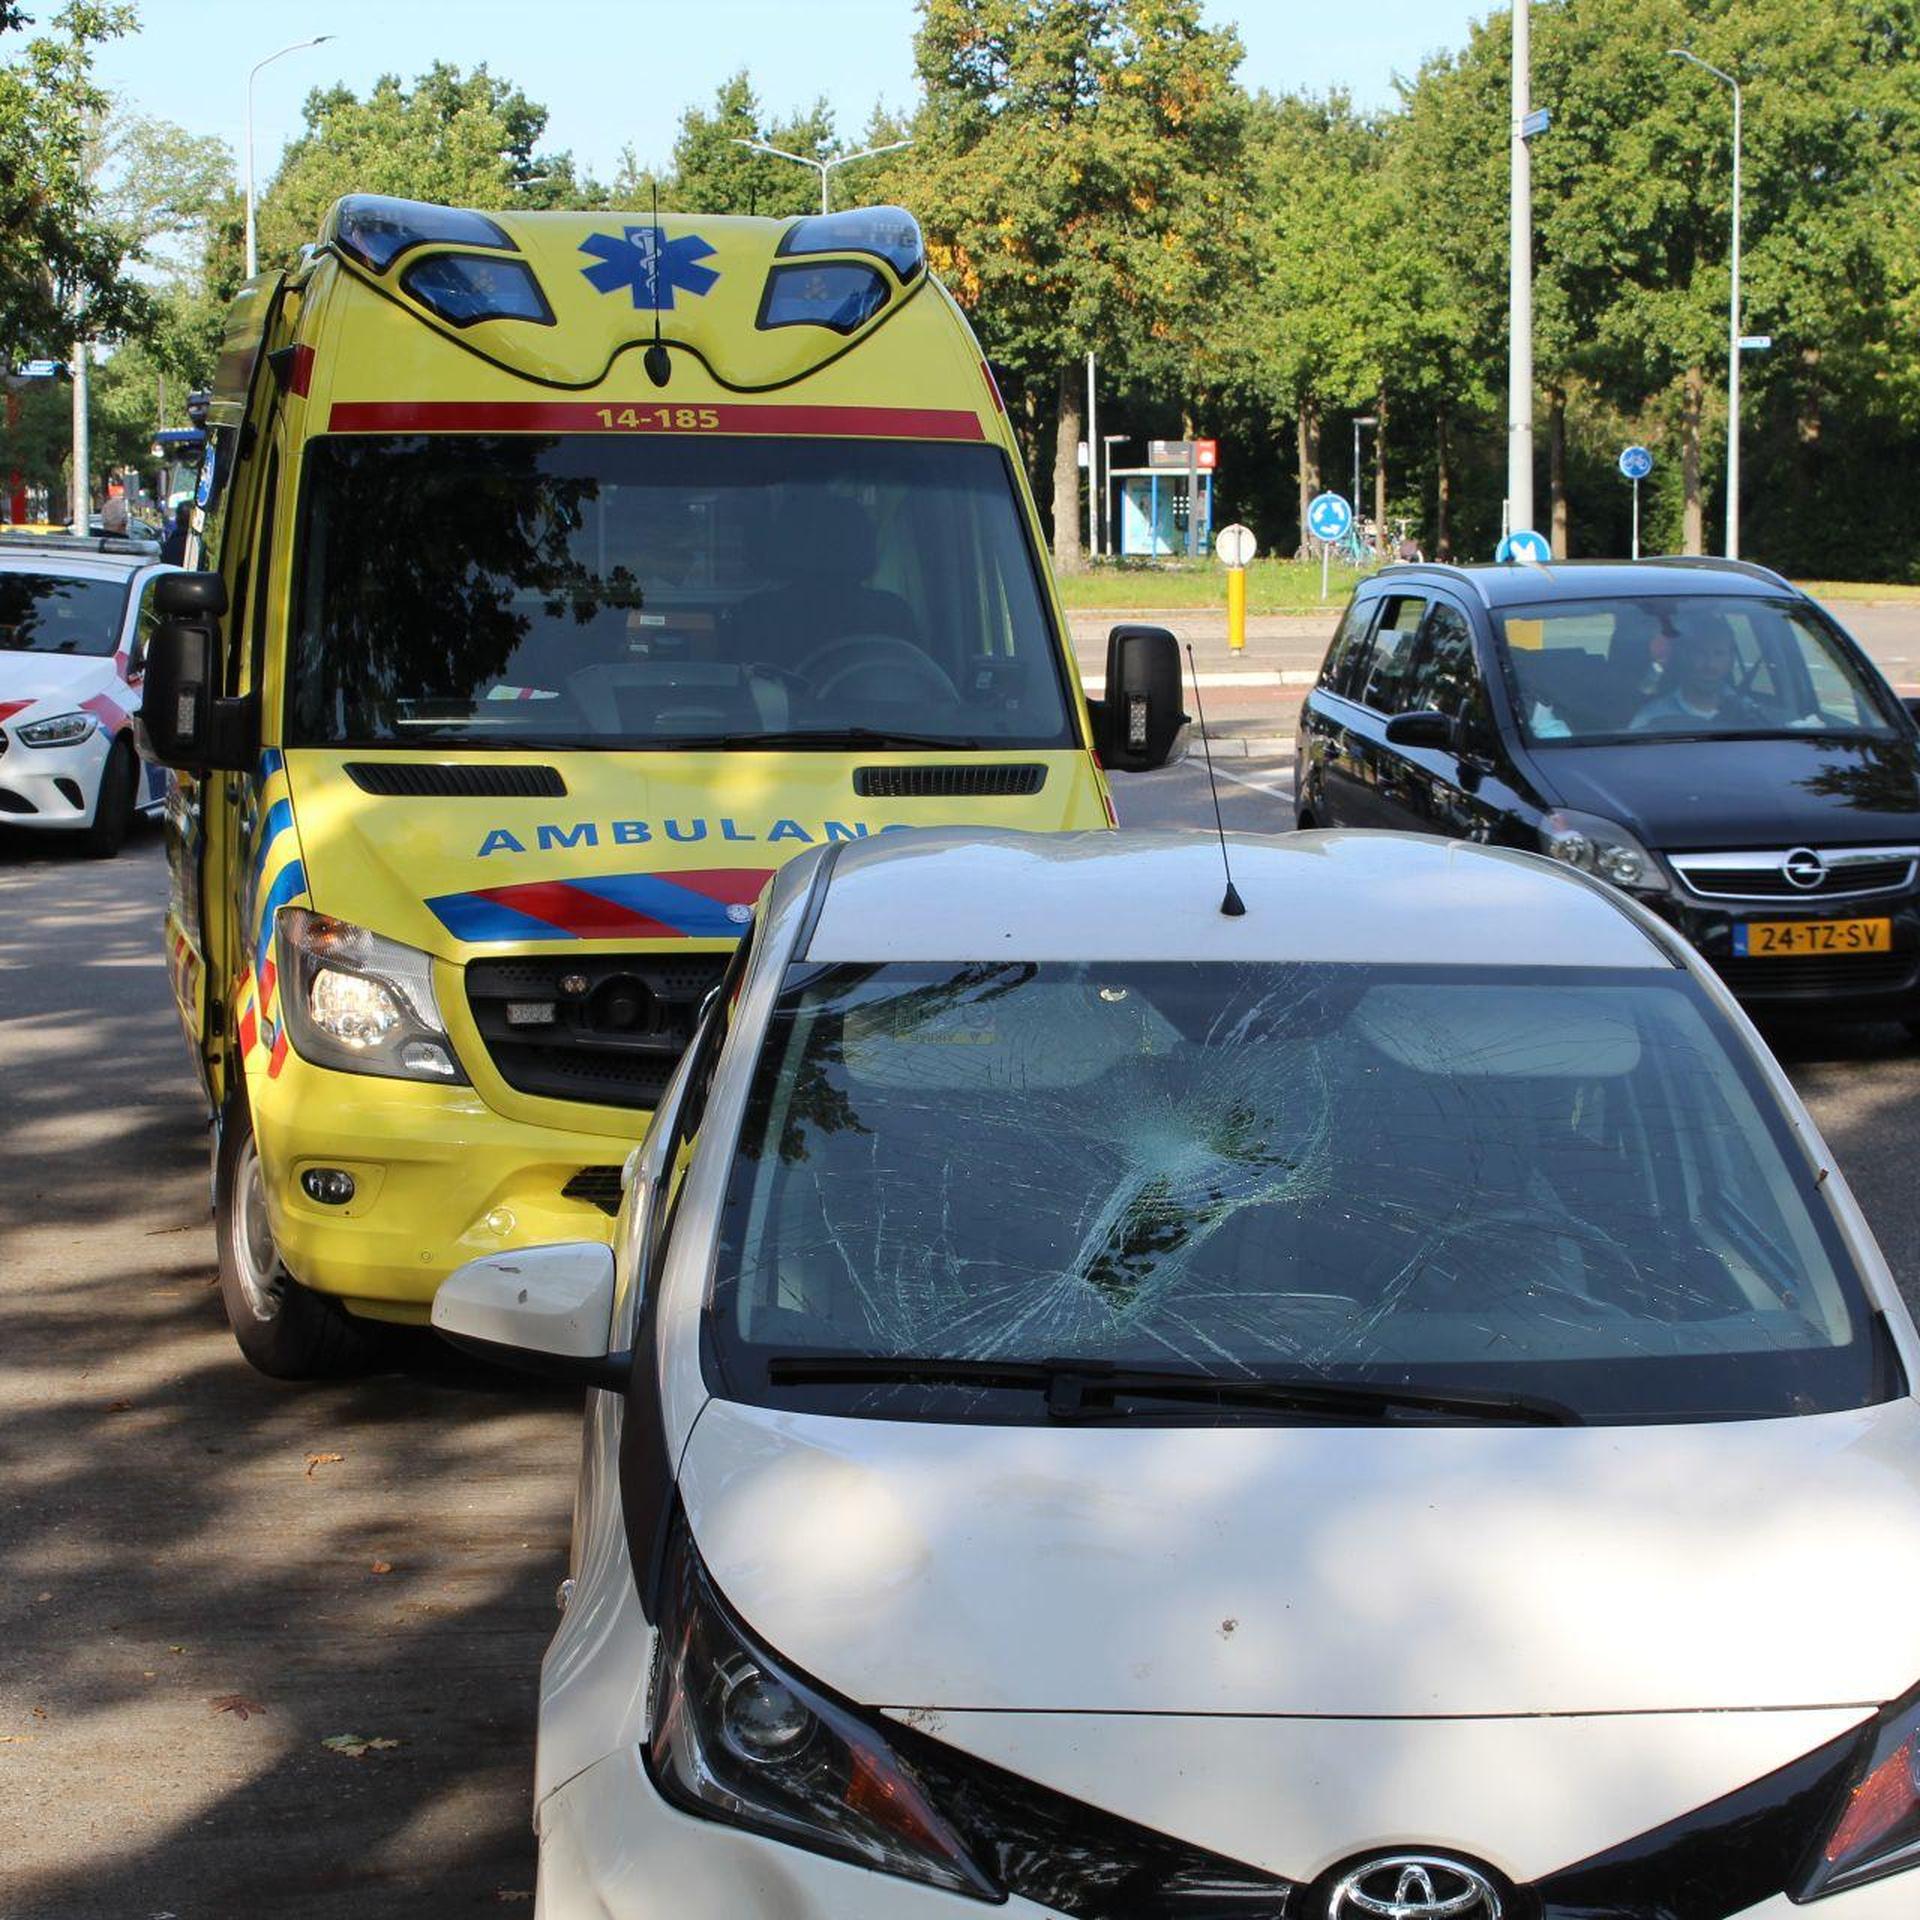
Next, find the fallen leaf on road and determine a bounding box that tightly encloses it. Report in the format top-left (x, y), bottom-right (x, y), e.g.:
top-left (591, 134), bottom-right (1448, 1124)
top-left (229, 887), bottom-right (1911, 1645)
top-left (0, 1733), bottom-right (37, 1744)
top-left (106, 1399), bottom-right (133, 1412)
top-left (31, 1705), bottom-right (48, 1720)
top-left (321, 1733), bottom-right (401, 1758)
top-left (209, 1696), bottom-right (267, 1720)
top-left (369, 1560), bottom-right (393, 1575)
top-left (34, 1591), bottom-right (51, 1603)
top-left (304, 1452), bottom-right (344, 1478)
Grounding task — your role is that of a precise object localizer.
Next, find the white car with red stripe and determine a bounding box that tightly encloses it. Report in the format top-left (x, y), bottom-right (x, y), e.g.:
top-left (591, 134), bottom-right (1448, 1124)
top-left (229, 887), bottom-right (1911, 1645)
top-left (0, 534), bottom-right (175, 857)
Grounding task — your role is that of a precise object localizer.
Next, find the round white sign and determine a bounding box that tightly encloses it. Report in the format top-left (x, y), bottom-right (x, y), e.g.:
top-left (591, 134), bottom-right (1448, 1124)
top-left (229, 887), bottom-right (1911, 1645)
top-left (1215, 523), bottom-right (1258, 568)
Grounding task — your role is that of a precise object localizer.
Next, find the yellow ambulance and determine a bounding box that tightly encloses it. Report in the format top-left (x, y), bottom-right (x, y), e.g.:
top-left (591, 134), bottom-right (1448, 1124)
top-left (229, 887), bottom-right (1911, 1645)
top-left (140, 194), bottom-right (1185, 1377)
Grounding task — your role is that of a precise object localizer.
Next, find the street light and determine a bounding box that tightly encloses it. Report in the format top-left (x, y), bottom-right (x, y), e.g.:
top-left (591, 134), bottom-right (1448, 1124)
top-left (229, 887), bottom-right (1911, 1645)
top-left (1669, 47), bottom-right (1743, 559)
top-left (1352, 415), bottom-right (1378, 529)
top-left (730, 137), bottom-right (913, 216)
top-left (247, 36), bottom-right (334, 278)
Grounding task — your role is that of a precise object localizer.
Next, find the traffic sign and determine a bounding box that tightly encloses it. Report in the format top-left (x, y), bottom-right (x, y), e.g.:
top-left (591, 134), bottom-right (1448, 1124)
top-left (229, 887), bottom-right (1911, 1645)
top-left (1618, 445), bottom-right (1654, 481)
top-left (1497, 528), bottom-right (1552, 566)
top-left (1215, 523), bottom-right (1258, 569)
top-left (1738, 335), bottom-right (1773, 352)
top-left (1307, 492), bottom-right (1353, 543)
top-left (17, 359), bottom-right (61, 379)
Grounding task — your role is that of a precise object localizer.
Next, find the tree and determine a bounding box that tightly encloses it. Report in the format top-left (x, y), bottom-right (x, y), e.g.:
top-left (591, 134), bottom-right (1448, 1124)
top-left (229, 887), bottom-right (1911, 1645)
top-left (611, 71), bottom-right (838, 216)
top-left (903, 0), bottom-right (1248, 570)
top-left (251, 63), bottom-right (587, 270)
top-left (0, 1), bottom-right (139, 366)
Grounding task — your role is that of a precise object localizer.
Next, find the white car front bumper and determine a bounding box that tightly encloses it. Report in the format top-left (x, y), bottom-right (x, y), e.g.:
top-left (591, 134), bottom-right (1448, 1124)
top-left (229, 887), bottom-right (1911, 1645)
top-left (0, 722), bottom-right (113, 830)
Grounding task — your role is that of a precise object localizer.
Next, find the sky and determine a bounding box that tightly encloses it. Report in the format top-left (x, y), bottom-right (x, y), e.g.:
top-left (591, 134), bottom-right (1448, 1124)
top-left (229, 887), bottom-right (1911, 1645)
top-left (85, 0), bottom-right (1488, 191)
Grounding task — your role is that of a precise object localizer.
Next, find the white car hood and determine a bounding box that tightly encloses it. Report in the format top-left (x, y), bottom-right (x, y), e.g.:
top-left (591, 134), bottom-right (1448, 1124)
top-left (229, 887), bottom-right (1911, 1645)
top-left (0, 651), bottom-right (122, 715)
top-left (677, 1394), bottom-right (1920, 1716)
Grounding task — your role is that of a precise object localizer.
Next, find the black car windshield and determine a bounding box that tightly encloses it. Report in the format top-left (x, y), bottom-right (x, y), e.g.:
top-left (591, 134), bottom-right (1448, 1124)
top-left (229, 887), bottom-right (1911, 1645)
top-left (288, 435), bottom-right (1073, 750)
top-left (0, 571), bottom-right (128, 657)
top-left (707, 960), bottom-right (1891, 1425)
top-left (1495, 594), bottom-right (1898, 745)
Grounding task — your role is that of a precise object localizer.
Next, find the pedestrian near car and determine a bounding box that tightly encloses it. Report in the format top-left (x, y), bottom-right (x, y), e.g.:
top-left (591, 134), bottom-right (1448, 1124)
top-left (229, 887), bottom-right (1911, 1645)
top-left (159, 502), bottom-right (190, 565)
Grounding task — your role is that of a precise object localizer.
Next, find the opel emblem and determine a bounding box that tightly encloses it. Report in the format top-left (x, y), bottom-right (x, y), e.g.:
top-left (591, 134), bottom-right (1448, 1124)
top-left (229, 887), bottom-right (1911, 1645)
top-left (1328, 1854), bottom-right (1501, 1920)
top-left (1783, 847), bottom-right (1827, 891)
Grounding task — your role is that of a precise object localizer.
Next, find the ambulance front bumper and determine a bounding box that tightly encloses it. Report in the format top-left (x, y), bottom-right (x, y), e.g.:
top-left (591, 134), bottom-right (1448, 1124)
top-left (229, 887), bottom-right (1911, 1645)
top-left (249, 1044), bottom-right (636, 1320)
top-left (0, 724), bottom-right (111, 829)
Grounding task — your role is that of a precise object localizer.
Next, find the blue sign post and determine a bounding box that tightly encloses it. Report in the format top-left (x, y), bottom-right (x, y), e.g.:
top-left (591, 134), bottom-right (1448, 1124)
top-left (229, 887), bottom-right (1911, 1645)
top-left (1618, 445), bottom-right (1654, 559)
top-left (1306, 491), bottom-right (1354, 601)
top-left (1496, 528), bottom-right (1552, 566)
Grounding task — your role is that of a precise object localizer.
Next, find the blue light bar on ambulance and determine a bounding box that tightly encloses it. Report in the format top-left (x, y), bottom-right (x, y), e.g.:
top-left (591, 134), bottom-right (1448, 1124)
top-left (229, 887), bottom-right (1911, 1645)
top-left (325, 195), bottom-right (515, 274)
top-left (400, 253), bottom-right (555, 328)
top-left (757, 263), bottom-right (891, 335)
top-left (776, 205), bottom-right (924, 282)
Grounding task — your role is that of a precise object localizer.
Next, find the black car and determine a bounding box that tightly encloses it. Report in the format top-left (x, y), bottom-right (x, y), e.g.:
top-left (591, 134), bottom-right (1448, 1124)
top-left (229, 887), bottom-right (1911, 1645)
top-left (1294, 558), bottom-right (1920, 1030)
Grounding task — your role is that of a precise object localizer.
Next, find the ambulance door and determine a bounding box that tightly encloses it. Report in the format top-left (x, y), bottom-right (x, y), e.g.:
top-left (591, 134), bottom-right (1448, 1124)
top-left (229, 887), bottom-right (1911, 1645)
top-left (159, 272), bottom-right (289, 1110)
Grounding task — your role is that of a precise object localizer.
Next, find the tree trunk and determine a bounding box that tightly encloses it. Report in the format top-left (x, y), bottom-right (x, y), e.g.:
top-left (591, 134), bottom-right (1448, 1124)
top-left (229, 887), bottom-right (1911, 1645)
top-left (1373, 387), bottom-right (1388, 546)
top-left (1435, 408), bottom-right (1452, 562)
top-left (1052, 363), bottom-right (1084, 573)
top-left (1296, 400), bottom-right (1320, 552)
top-left (1548, 387), bottom-right (1569, 558)
top-left (1682, 364), bottom-right (1705, 556)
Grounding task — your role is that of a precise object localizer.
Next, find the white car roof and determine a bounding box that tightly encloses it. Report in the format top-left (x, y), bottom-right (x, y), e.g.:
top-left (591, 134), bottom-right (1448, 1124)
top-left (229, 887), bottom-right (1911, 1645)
top-left (803, 828), bottom-right (1673, 970)
top-left (0, 546), bottom-right (159, 583)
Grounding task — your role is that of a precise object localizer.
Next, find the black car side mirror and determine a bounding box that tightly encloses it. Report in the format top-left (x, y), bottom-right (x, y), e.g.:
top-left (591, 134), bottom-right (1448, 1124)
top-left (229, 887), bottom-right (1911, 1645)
top-left (1094, 625), bottom-right (1188, 772)
top-left (1383, 709), bottom-right (1455, 751)
top-left (138, 571), bottom-right (255, 773)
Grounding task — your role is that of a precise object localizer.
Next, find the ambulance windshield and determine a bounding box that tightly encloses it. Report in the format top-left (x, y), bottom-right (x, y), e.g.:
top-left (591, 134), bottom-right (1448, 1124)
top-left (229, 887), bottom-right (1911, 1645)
top-left (288, 435), bottom-right (1075, 751)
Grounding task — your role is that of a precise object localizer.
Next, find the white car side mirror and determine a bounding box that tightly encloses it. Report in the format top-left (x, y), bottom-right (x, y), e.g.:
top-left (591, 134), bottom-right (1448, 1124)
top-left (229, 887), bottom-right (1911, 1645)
top-left (432, 1242), bottom-right (627, 1387)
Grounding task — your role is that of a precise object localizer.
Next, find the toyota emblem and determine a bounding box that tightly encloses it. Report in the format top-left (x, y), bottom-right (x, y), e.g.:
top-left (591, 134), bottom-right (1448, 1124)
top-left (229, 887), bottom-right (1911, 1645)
top-left (1328, 1855), bottom-right (1502, 1920)
top-left (1783, 847), bottom-right (1827, 891)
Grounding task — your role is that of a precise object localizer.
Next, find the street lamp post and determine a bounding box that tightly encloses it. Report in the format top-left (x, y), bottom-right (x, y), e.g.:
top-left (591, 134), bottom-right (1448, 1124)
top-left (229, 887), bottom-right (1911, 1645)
top-left (1102, 434), bottom-right (1127, 557)
top-left (247, 36), bottom-right (333, 279)
top-left (1352, 415), bottom-right (1378, 531)
top-left (730, 137), bottom-right (913, 216)
top-left (1508, 0), bottom-right (1535, 538)
top-left (1669, 48), bottom-right (1743, 560)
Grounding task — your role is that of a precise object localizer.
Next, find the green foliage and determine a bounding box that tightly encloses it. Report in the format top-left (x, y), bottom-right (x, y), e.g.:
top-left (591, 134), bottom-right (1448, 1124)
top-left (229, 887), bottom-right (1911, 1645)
top-left (251, 63), bottom-right (586, 270)
top-left (609, 71), bottom-right (839, 216)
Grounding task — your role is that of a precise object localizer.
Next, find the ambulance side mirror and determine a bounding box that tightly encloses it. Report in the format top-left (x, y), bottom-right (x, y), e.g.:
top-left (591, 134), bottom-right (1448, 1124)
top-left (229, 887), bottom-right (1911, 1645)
top-left (1094, 624), bottom-right (1189, 773)
top-left (139, 572), bottom-right (254, 773)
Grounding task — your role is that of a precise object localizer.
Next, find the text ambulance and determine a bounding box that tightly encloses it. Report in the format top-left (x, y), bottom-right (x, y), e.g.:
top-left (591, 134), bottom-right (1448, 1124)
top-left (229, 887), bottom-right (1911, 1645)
top-left (139, 195), bottom-right (1185, 1377)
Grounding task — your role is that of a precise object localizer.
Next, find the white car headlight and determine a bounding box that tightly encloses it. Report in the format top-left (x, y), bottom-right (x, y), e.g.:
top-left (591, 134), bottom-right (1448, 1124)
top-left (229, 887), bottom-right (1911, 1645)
top-left (276, 907), bottom-right (466, 1083)
top-left (1538, 808), bottom-right (1669, 895)
top-left (16, 711), bottom-right (96, 747)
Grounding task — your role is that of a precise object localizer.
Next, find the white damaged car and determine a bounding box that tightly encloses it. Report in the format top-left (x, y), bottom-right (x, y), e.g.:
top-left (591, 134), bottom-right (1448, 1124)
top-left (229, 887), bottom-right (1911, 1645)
top-left (436, 829), bottom-right (1920, 1920)
top-left (0, 533), bottom-right (174, 856)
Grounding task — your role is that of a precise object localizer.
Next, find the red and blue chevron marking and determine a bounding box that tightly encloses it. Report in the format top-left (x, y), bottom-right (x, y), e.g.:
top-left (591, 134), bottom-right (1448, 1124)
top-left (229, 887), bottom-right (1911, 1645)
top-left (427, 868), bottom-right (773, 943)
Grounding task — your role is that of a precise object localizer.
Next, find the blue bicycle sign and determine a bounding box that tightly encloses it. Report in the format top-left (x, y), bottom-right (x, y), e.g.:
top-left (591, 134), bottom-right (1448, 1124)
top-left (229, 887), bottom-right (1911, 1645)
top-left (1619, 445), bottom-right (1654, 481)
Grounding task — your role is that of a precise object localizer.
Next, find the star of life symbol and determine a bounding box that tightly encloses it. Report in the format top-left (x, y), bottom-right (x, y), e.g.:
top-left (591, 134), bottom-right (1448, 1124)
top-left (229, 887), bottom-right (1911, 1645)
top-left (578, 225), bottom-right (720, 309)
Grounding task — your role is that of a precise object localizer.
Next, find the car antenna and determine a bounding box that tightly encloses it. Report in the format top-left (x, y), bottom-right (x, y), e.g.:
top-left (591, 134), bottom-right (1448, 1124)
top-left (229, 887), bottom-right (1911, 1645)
top-left (1186, 642), bottom-right (1245, 917)
top-left (644, 178), bottom-right (671, 389)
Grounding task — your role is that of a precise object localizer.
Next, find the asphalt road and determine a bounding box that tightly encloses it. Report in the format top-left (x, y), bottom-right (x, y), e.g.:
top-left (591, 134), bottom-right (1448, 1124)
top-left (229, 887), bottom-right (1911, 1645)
top-left (4, 795), bottom-right (1917, 1918)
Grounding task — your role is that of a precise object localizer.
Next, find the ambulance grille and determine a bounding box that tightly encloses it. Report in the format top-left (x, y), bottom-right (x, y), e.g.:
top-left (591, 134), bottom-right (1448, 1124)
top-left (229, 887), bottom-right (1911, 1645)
top-left (344, 761), bottom-right (567, 798)
top-left (852, 763), bottom-right (1046, 798)
top-left (465, 953), bottom-right (728, 1111)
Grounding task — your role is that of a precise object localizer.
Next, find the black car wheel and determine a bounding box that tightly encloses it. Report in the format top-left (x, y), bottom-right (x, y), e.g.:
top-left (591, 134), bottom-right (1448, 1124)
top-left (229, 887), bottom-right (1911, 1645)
top-left (78, 735), bottom-right (137, 859)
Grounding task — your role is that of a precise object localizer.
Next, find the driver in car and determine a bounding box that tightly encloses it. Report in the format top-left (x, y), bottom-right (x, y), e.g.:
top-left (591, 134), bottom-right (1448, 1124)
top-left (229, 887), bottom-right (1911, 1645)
top-left (1629, 617), bottom-right (1766, 733)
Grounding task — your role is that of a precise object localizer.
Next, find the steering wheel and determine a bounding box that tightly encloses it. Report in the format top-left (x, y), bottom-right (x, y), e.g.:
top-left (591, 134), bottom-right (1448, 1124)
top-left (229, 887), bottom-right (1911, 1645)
top-left (794, 633), bottom-right (960, 706)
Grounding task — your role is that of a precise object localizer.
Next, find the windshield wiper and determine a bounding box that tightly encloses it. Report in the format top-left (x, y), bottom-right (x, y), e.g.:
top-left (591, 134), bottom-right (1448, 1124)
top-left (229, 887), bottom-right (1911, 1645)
top-left (764, 1354), bottom-right (1580, 1425)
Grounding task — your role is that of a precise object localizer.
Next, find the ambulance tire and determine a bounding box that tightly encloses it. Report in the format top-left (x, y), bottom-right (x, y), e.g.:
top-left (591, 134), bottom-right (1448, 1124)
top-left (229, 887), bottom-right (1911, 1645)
top-left (79, 736), bottom-right (137, 859)
top-left (214, 1097), bottom-right (377, 1379)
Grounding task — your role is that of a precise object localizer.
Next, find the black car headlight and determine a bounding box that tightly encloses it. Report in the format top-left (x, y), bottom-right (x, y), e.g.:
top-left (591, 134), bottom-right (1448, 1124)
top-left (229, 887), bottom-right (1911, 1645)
top-left (647, 1514), bottom-right (997, 1898)
top-left (1799, 1684), bottom-right (1920, 1899)
top-left (644, 1513), bottom-right (1296, 1915)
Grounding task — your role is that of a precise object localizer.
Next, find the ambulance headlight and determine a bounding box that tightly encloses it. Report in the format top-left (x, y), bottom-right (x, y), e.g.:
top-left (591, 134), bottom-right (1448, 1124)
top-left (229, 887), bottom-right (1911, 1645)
top-left (276, 907), bottom-right (467, 1084)
top-left (17, 711), bottom-right (95, 747)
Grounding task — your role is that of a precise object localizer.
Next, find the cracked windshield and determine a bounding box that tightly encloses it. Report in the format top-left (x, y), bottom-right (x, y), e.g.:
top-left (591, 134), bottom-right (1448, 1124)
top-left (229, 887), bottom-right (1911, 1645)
top-left (287, 435), bottom-right (1070, 749)
top-left (712, 961), bottom-right (1886, 1423)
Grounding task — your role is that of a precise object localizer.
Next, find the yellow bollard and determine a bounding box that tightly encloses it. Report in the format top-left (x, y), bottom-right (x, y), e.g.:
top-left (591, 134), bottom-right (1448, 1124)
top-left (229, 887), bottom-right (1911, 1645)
top-left (1226, 564), bottom-right (1247, 655)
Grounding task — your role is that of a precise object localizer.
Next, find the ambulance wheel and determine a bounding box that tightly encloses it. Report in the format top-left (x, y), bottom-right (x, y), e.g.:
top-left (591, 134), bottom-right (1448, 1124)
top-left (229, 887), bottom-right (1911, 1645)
top-left (215, 1098), bottom-right (376, 1379)
top-left (79, 736), bottom-right (136, 859)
